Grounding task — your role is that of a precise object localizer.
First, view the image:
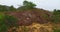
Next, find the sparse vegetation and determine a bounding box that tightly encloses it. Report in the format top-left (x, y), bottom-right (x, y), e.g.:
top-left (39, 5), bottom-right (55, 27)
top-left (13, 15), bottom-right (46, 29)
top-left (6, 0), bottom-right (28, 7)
top-left (0, 0), bottom-right (60, 32)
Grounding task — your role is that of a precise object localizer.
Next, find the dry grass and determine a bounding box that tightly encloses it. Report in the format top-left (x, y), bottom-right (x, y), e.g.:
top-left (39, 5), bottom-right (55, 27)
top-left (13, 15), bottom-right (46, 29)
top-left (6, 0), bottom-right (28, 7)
top-left (15, 22), bottom-right (54, 32)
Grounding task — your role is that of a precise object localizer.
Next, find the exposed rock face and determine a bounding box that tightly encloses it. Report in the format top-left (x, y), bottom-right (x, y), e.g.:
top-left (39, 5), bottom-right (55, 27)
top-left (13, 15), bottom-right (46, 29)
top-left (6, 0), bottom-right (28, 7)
top-left (5, 9), bottom-right (51, 26)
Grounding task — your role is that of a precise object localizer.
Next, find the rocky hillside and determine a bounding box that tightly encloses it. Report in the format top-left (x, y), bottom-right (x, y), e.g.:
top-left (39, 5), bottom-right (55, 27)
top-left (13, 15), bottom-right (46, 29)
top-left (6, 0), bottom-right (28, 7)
top-left (5, 8), bottom-right (51, 26)
top-left (4, 8), bottom-right (60, 32)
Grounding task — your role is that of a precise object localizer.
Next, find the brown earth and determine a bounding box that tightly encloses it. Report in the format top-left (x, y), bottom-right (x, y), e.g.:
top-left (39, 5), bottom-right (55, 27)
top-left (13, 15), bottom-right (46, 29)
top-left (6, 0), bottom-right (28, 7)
top-left (5, 8), bottom-right (51, 26)
top-left (4, 8), bottom-right (54, 32)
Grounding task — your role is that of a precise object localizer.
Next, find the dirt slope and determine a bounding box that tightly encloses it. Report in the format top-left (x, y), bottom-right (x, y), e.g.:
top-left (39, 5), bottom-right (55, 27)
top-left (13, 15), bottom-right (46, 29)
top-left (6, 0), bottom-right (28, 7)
top-left (5, 8), bottom-right (51, 26)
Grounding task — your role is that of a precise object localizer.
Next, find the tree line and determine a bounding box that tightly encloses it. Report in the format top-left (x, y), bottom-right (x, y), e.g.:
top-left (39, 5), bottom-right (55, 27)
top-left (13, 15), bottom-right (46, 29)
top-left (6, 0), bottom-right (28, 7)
top-left (0, 0), bottom-right (36, 12)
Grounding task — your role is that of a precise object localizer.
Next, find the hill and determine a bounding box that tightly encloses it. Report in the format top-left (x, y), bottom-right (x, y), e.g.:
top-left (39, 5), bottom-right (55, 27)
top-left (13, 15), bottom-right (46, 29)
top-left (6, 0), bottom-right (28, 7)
top-left (3, 8), bottom-right (60, 32)
top-left (5, 8), bottom-right (51, 26)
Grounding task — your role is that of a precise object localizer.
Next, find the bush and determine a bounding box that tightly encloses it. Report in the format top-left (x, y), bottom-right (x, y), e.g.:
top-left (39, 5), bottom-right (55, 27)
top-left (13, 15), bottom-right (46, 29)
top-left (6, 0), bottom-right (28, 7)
top-left (0, 5), bottom-right (9, 12)
top-left (51, 9), bottom-right (60, 23)
top-left (0, 14), bottom-right (7, 32)
top-left (0, 14), bottom-right (18, 32)
top-left (53, 29), bottom-right (60, 32)
top-left (0, 5), bottom-right (16, 12)
top-left (5, 15), bottom-right (18, 27)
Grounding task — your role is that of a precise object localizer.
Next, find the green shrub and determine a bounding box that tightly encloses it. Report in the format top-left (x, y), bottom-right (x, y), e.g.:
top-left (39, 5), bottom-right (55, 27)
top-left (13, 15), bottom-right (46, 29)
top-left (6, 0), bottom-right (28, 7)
top-left (0, 5), bottom-right (16, 12)
top-left (53, 29), bottom-right (60, 32)
top-left (53, 25), bottom-right (60, 32)
top-left (42, 14), bottom-right (48, 18)
top-left (0, 14), bottom-right (18, 32)
top-left (0, 14), bottom-right (7, 32)
top-left (51, 9), bottom-right (60, 23)
top-left (5, 15), bottom-right (18, 27)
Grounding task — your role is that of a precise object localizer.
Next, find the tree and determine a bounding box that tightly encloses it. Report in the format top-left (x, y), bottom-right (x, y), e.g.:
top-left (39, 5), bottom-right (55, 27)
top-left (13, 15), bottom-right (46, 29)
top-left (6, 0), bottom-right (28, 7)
top-left (0, 5), bottom-right (9, 12)
top-left (0, 5), bottom-right (16, 12)
top-left (18, 0), bottom-right (36, 10)
top-left (9, 5), bottom-right (16, 11)
top-left (23, 0), bottom-right (36, 9)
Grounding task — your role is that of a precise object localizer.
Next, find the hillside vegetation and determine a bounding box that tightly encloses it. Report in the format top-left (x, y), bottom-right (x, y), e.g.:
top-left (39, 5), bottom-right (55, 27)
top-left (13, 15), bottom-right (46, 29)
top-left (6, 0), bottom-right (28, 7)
top-left (0, 0), bottom-right (60, 32)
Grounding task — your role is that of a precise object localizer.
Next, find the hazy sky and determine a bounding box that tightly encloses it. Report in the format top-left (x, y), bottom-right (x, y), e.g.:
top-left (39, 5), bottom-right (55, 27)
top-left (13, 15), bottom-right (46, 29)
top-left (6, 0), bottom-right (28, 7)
top-left (0, 0), bottom-right (60, 11)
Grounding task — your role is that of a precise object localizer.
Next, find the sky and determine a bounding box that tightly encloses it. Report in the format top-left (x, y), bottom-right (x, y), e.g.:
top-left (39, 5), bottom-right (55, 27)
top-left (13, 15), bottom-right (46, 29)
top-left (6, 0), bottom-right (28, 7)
top-left (0, 0), bottom-right (60, 11)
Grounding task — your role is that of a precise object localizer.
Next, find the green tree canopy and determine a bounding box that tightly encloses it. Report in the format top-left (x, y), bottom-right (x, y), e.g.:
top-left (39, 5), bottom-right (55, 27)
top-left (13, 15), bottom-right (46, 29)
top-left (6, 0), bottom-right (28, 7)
top-left (9, 5), bottom-right (16, 11)
top-left (18, 0), bottom-right (36, 10)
